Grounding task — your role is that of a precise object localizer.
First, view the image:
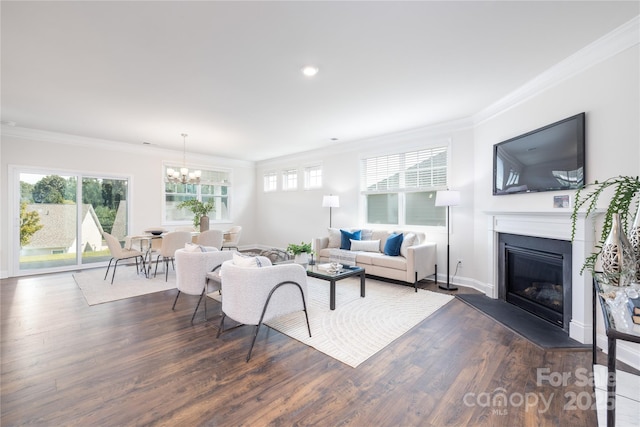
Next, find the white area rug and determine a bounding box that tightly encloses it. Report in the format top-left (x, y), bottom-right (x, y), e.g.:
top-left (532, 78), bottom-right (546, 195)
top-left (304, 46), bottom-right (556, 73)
top-left (73, 266), bottom-right (176, 305)
top-left (593, 364), bottom-right (640, 427)
top-left (217, 276), bottom-right (453, 368)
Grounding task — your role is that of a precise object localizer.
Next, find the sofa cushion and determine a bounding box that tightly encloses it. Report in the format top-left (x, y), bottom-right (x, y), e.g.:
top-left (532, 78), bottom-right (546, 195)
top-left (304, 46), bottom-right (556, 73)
top-left (328, 228), bottom-right (341, 248)
top-left (372, 254), bottom-right (408, 271)
top-left (360, 229), bottom-right (374, 240)
top-left (400, 232), bottom-right (416, 258)
top-left (355, 252), bottom-right (376, 265)
top-left (372, 230), bottom-right (391, 251)
top-left (350, 239), bottom-right (380, 253)
top-left (384, 233), bottom-right (404, 256)
top-left (340, 229), bottom-right (361, 250)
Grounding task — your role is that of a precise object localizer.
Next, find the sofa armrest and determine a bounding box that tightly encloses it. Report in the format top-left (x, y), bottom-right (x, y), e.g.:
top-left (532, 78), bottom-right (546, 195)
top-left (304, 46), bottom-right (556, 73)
top-left (313, 237), bottom-right (329, 252)
top-left (406, 242), bottom-right (437, 282)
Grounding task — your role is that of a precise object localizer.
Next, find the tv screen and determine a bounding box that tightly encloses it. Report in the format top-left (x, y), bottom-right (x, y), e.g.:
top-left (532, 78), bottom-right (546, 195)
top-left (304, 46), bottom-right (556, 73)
top-left (493, 113), bottom-right (585, 195)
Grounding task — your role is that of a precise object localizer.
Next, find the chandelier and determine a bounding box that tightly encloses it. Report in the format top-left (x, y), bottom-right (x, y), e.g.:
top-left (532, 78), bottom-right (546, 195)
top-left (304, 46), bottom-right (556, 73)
top-left (166, 133), bottom-right (201, 184)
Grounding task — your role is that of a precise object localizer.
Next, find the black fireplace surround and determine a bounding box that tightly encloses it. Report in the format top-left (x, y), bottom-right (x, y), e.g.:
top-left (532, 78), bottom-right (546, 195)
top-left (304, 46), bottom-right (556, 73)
top-left (498, 233), bottom-right (572, 332)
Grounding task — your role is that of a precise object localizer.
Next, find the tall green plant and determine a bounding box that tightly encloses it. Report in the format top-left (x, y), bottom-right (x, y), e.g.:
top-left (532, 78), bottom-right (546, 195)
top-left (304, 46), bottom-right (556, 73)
top-left (177, 199), bottom-right (215, 227)
top-left (571, 175), bottom-right (640, 274)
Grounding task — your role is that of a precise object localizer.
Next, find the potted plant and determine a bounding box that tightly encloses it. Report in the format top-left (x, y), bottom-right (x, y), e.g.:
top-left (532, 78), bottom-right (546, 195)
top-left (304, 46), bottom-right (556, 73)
top-left (286, 241), bottom-right (313, 264)
top-left (571, 175), bottom-right (640, 280)
top-left (177, 199), bottom-right (215, 231)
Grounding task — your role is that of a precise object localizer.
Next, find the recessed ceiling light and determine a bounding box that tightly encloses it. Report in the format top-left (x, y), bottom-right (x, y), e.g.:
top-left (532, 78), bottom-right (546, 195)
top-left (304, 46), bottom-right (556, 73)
top-left (330, 137), bottom-right (339, 141)
top-left (301, 66), bottom-right (319, 77)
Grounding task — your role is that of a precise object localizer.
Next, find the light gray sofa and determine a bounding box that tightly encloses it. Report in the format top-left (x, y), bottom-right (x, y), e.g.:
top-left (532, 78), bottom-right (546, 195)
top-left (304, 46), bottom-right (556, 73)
top-left (313, 228), bottom-right (437, 292)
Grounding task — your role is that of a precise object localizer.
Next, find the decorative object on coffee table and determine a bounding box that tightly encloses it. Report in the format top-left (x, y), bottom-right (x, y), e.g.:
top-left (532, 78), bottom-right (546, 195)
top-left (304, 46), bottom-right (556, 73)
top-left (435, 190), bottom-right (460, 291)
top-left (177, 198), bottom-right (215, 231)
top-left (287, 241), bottom-right (313, 265)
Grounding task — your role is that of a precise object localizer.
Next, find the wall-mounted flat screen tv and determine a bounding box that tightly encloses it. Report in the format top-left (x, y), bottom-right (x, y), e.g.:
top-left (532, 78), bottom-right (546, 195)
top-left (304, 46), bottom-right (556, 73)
top-left (493, 112), bottom-right (585, 195)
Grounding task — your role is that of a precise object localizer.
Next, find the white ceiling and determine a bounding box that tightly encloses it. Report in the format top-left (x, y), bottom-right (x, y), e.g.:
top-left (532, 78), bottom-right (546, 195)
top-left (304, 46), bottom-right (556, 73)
top-left (2, 1), bottom-right (638, 162)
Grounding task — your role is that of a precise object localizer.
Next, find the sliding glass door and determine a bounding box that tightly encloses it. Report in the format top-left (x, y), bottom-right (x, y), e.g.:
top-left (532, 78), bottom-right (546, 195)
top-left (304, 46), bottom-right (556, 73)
top-left (15, 168), bottom-right (130, 275)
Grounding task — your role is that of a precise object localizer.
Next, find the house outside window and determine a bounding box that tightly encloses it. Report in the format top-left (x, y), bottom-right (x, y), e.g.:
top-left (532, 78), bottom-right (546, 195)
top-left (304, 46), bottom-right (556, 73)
top-left (263, 171), bottom-right (278, 192)
top-left (164, 165), bottom-right (230, 224)
top-left (361, 146), bottom-right (448, 226)
top-left (282, 168), bottom-right (298, 191)
top-left (304, 165), bottom-right (322, 189)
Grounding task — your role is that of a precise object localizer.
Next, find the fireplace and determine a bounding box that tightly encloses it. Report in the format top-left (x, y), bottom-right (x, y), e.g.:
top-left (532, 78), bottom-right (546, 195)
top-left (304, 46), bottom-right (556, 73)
top-left (498, 233), bottom-right (572, 332)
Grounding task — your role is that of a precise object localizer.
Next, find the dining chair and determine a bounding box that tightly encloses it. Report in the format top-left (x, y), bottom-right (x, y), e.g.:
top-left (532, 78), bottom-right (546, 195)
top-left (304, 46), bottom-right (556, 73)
top-left (103, 232), bottom-right (146, 284)
top-left (197, 229), bottom-right (223, 249)
top-left (153, 231), bottom-right (192, 281)
top-left (222, 226), bottom-right (242, 250)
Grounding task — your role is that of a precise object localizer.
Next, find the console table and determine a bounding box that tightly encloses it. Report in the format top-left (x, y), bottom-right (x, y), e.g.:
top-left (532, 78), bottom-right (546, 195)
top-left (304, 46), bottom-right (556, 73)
top-left (592, 274), bottom-right (640, 427)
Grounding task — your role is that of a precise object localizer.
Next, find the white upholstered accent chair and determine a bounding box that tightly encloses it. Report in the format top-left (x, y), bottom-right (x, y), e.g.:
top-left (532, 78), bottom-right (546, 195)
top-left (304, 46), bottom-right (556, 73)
top-left (221, 226), bottom-right (242, 250)
top-left (197, 229), bottom-right (223, 249)
top-left (153, 231), bottom-right (192, 281)
top-left (103, 232), bottom-right (146, 284)
top-left (217, 256), bottom-right (311, 362)
top-left (173, 248), bottom-right (234, 324)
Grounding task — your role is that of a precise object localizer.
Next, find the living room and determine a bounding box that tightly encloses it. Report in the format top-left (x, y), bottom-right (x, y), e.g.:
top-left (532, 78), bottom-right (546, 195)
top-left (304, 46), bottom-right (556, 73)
top-left (1, 1), bottom-right (639, 425)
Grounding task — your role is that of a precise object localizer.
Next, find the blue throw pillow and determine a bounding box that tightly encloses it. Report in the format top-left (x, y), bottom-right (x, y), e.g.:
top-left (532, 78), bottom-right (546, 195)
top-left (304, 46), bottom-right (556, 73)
top-left (384, 233), bottom-right (404, 256)
top-left (340, 229), bottom-right (361, 250)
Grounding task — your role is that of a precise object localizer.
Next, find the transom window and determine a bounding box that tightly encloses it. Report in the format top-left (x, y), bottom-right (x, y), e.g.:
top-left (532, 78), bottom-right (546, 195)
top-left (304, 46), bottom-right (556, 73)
top-left (263, 171), bottom-right (278, 192)
top-left (164, 165), bottom-right (230, 224)
top-left (361, 146), bottom-right (448, 226)
top-left (304, 165), bottom-right (322, 189)
top-left (282, 169), bottom-right (298, 191)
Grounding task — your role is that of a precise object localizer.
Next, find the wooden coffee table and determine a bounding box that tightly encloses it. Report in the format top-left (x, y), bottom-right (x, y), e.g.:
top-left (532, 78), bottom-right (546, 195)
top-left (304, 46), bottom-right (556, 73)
top-left (306, 264), bottom-right (365, 310)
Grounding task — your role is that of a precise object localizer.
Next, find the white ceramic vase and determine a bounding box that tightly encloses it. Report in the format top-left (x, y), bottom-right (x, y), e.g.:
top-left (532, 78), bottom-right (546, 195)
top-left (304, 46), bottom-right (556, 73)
top-left (294, 253), bottom-right (309, 265)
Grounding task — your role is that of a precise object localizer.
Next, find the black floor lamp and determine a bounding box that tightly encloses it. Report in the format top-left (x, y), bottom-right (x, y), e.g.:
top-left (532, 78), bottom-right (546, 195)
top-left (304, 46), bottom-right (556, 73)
top-left (322, 194), bottom-right (340, 228)
top-left (435, 190), bottom-right (460, 291)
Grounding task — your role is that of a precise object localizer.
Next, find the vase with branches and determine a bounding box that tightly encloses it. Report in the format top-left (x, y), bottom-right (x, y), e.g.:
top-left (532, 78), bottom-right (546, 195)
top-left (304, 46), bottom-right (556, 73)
top-left (571, 175), bottom-right (640, 277)
top-left (177, 199), bottom-right (215, 229)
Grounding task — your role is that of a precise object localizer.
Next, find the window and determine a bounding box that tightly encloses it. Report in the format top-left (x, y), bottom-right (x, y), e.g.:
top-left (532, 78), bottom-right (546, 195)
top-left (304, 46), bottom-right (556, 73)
top-left (304, 165), bottom-right (322, 189)
top-left (263, 171), bottom-right (278, 192)
top-left (282, 168), bottom-right (298, 191)
top-left (164, 165), bottom-right (230, 224)
top-left (14, 168), bottom-right (130, 274)
top-left (361, 146), bottom-right (448, 226)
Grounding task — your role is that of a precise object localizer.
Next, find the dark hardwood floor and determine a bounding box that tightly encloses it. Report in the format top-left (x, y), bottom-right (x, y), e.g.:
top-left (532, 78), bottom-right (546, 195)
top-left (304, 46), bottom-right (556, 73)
top-left (1, 270), bottom-right (630, 426)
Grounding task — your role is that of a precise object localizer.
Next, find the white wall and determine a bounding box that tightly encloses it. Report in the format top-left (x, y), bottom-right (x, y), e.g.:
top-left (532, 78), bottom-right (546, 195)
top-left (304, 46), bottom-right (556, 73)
top-left (0, 129), bottom-right (255, 277)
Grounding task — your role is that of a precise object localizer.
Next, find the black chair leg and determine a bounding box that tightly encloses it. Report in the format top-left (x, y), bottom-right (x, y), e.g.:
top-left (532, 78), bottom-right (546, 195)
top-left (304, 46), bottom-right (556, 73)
top-left (246, 324), bottom-right (261, 362)
top-left (104, 258), bottom-right (114, 280)
top-left (216, 313), bottom-right (226, 338)
top-left (191, 290), bottom-right (206, 324)
top-left (111, 260), bottom-right (120, 284)
top-left (172, 291), bottom-right (181, 310)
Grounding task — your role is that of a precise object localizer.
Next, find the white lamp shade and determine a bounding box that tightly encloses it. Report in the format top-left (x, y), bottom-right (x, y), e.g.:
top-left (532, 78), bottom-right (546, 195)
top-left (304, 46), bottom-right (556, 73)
top-left (322, 195), bottom-right (340, 208)
top-left (435, 190), bottom-right (460, 207)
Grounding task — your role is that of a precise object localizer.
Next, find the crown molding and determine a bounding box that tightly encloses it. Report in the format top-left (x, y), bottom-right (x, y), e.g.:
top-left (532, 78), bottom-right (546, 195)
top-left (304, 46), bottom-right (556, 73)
top-left (474, 15), bottom-right (639, 126)
top-left (1, 125), bottom-right (254, 169)
top-left (256, 116), bottom-right (474, 167)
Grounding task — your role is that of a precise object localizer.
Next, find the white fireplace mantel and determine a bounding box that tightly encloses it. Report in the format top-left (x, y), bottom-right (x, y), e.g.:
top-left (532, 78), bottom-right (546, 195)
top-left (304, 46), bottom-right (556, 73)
top-left (485, 210), bottom-right (596, 344)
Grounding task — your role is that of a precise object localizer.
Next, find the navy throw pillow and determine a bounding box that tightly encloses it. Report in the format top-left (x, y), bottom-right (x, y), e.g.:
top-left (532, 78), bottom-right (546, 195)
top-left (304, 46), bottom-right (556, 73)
top-left (384, 233), bottom-right (404, 256)
top-left (340, 229), bottom-right (361, 250)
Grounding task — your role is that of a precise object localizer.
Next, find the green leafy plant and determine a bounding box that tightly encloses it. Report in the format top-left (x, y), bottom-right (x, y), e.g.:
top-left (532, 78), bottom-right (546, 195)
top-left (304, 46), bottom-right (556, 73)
top-left (571, 175), bottom-right (640, 274)
top-left (286, 241), bottom-right (313, 255)
top-left (20, 201), bottom-right (43, 247)
top-left (177, 199), bottom-right (215, 227)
